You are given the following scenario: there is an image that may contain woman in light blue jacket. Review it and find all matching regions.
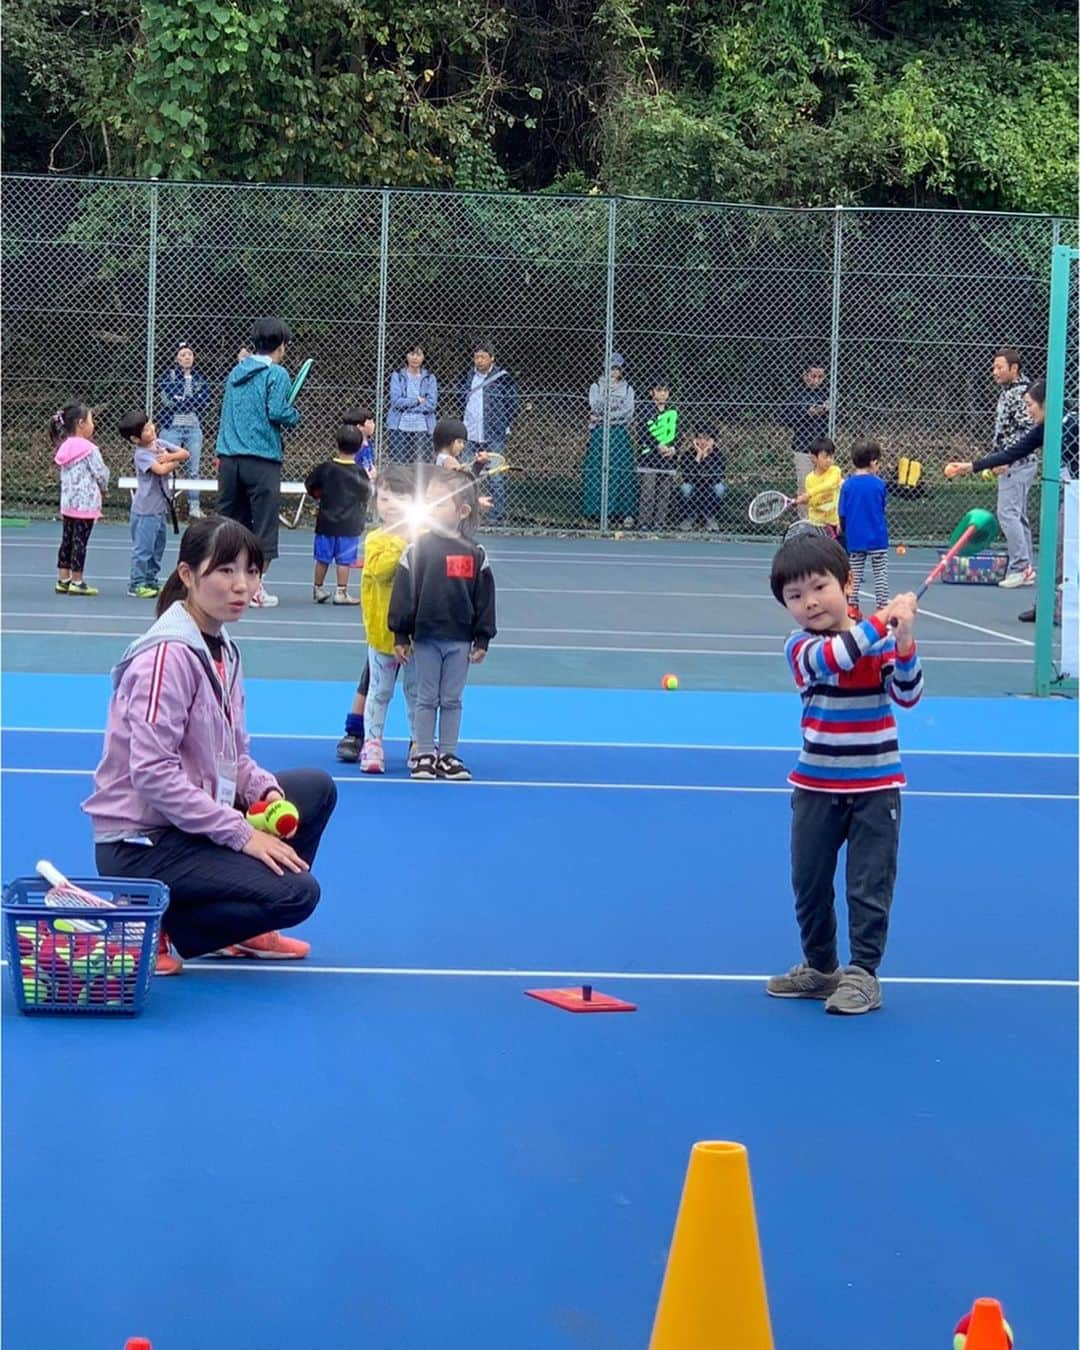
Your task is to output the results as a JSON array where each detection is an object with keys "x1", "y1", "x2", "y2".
[{"x1": 386, "y1": 343, "x2": 438, "y2": 463}]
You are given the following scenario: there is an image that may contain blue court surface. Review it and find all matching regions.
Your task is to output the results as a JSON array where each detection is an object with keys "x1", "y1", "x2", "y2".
[{"x1": 2, "y1": 530, "x2": 1078, "y2": 1349}]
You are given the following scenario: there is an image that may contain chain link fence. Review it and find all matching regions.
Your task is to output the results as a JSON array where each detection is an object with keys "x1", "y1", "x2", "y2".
[{"x1": 2, "y1": 174, "x2": 1076, "y2": 542}]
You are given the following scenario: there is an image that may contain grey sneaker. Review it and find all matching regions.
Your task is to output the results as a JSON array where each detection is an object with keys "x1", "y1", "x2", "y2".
[
  {"x1": 766, "y1": 963, "x2": 842, "y2": 1000},
  {"x1": 825, "y1": 966, "x2": 882, "y2": 1015}
]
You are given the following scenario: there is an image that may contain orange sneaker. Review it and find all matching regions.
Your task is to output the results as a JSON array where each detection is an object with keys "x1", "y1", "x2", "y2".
[
  {"x1": 214, "y1": 930, "x2": 310, "y2": 961},
  {"x1": 155, "y1": 929, "x2": 184, "y2": 976}
]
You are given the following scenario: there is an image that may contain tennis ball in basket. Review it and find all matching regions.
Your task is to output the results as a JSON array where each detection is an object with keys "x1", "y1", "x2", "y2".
[
  {"x1": 263, "y1": 800, "x2": 300, "y2": 839},
  {"x1": 953, "y1": 1312, "x2": 1013, "y2": 1349},
  {"x1": 15, "y1": 924, "x2": 37, "y2": 957},
  {"x1": 36, "y1": 934, "x2": 74, "y2": 975},
  {"x1": 109, "y1": 951, "x2": 139, "y2": 979},
  {"x1": 20, "y1": 960, "x2": 51, "y2": 1003},
  {"x1": 661, "y1": 673, "x2": 679, "y2": 691}
]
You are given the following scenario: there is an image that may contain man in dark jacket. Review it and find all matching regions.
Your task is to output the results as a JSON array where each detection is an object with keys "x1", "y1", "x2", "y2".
[
  {"x1": 457, "y1": 341, "x2": 519, "y2": 523},
  {"x1": 782, "y1": 362, "x2": 830, "y2": 519}
]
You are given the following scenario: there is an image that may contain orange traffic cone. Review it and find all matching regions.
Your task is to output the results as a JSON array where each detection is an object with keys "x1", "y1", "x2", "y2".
[{"x1": 956, "y1": 1297, "x2": 1013, "y2": 1349}]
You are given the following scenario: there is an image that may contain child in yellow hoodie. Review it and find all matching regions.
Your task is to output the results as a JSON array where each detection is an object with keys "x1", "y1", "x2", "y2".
[{"x1": 359, "y1": 465, "x2": 419, "y2": 774}]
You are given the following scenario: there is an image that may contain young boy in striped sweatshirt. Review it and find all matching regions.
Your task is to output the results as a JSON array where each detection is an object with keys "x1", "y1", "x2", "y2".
[{"x1": 766, "y1": 533, "x2": 923, "y2": 1015}]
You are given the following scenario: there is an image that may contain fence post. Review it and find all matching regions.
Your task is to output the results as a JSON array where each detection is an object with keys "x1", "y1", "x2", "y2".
[
  {"x1": 599, "y1": 196, "x2": 618, "y2": 533},
  {"x1": 827, "y1": 204, "x2": 843, "y2": 440},
  {"x1": 1051, "y1": 217, "x2": 1062, "y2": 250},
  {"x1": 144, "y1": 179, "x2": 160, "y2": 416},
  {"x1": 1033, "y1": 243, "x2": 1073, "y2": 696},
  {"x1": 373, "y1": 189, "x2": 391, "y2": 465}
]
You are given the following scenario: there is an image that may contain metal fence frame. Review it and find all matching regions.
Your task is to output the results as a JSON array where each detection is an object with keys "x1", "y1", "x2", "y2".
[{"x1": 2, "y1": 174, "x2": 1076, "y2": 543}]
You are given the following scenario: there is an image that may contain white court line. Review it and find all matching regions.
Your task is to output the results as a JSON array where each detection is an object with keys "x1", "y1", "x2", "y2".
[
  {"x1": 0, "y1": 957, "x2": 1072, "y2": 987},
  {"x1": 0, "y1": 611, "x2": 1019, "y2": 647},
  {"x1": 2, "y1": 569, "x2": 766, "y2": 598},
  {"x1": 7, "y1": 537, "x2": 935, "y2": 573},
  {"x1": 4, "y1": 727, "x2": 1074, "y2": 760},
  {"x1": 173, "y1": 964, "x2": 1080, "y2": 990},
  {"x1": 0, "y1": 628, "x2": 1034, "y2": 662},
  {"x1": 1, "y1": 767, "x2": 1073, "y2": 800}
]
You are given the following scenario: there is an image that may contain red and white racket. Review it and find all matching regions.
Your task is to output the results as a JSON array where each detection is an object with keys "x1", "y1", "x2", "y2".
[{"x1": 36, "y1": 859, "x2": 114, "y2": 933}]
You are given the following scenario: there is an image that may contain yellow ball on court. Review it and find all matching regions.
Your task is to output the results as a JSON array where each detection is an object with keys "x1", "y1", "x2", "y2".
[
  {"x1": 661, "y1": 673, "x2": 679, "y2": 691},
  {"x1": 896, "y1": 544, "x2": 907, "y2": 555}
]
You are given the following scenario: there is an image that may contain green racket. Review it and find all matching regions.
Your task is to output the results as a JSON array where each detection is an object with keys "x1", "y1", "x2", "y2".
[
  {"x1": 911, "y1": 508, "x2": 997, "y2": 602},
  {"x1": 287, "y1": 358, "x2": 313, "y2": 405}
]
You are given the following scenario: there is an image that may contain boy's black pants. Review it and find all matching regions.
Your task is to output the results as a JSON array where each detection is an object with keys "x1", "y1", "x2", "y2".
[{"x1": 790, "y1": 787, "x2": 901, "y2": 976}]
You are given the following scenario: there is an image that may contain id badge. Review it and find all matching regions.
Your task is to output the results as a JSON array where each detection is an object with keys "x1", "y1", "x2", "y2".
[{"x1": 215, "y1": 756, "x2": 238, "y2": 809}]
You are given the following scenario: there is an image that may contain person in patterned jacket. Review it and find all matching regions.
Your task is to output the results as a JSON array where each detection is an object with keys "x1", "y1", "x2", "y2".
[{"x1": 990, "y1": 345, "x2": 1037, "y2": 588}]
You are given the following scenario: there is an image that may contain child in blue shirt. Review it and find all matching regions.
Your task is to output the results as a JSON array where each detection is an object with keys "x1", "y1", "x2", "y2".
[{"x1": 838, "y1": 439, "x2": 889, "y2": 617}]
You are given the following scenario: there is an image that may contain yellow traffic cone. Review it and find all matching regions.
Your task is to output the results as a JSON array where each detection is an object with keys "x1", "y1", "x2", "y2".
[{"x1": 649, "y1": 1141, "x2": 773, "y2": 1349}]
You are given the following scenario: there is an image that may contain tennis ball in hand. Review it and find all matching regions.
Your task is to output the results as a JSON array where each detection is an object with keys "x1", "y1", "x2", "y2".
[
  {"x1": 953, "y1": 1313, "x2": 1013, "y2": 1348},
  {"x1": 661, "y1": 673, "x2": 679, "y2": 691},
  {"x1": 246, "y1": 798, "x2": 300, "y2": 840}
]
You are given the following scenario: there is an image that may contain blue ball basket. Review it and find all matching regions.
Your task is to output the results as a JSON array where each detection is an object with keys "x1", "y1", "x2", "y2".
[{"x1": 3, "y1": 876, "x2": 169, "y2": 1015}]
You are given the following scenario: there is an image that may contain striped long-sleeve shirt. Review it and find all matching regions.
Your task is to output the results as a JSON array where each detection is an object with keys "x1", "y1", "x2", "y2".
[{"x1": 784, "y1": 614, "x2": 924, "y2": 792}]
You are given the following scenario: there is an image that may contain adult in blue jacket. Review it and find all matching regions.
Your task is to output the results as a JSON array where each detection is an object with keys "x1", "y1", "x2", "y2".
[
  {"x1": 386, "y1": 343, "x2": 438, "y2": 463},
  {"x1": 215, "y1": 317, "x2": 300, "y2": 607},
  {"x1": 156, "y1": 341, "x2": 212, "y2": 517},
  {"x1": 456, "y1": 341, "x2": 519, "y2": 523}
]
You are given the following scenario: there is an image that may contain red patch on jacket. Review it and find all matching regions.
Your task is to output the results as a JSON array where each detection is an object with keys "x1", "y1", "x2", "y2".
[{"x1": 446, "y1": 554, "x2": 475, "y2": 579}]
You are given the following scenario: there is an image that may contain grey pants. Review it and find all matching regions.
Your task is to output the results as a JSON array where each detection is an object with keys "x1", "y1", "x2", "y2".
[
  {"x1": 637, "y1": 470, "x2": 676, "y2": 528},
  {"x1": 790, "y1": 788, "x2": 901, "y2": 975},
  {"x1": 412, "y1": 638, "x2": 471, "y2": 756},
  {"x1": 996, "y1": 456, "x2": 1038, "y2": 574}
]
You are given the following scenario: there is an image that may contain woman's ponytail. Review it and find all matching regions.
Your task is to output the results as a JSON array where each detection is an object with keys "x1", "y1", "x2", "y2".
[
  {"x1": 153, "y1": 515, "x2": 265, "y2": 618},
  {"x1": 154, "y1": 570, "x2": 188, "y2": 616}
]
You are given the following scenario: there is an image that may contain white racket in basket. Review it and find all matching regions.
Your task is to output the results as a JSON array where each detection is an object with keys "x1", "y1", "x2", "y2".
[
  {"x1": 748, "y1": 489, "x2": 799, "y2": 525},
  {"x1": 35, "y1": 860, "x2": 115, "y2": 935}
]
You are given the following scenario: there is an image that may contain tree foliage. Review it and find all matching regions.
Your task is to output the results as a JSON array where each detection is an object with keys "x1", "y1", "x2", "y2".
[{"x1": 2, "y1": 0, "x2": 1076, "y2": 212}]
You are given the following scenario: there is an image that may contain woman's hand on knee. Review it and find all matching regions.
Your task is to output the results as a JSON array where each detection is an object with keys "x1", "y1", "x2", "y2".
[{"x1": 242, "y1": 830, "x2": 308, "y2": 876}]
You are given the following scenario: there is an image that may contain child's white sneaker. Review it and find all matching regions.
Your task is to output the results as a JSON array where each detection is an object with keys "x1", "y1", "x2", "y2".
[
  {"x1": 313, "y1": 585, "x2": 331, "y2": 603},
  {"x1": 360, "y1": 738, "x2": 385, "y2": 774}
]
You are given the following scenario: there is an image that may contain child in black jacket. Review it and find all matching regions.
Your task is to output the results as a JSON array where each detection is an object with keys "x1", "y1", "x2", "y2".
[
  {"x1": 389, "y1": 468, "x2": 497, "y2": 781},
  {"x1": 678, "y1": 426, "x2": 727, "y2": 529}
]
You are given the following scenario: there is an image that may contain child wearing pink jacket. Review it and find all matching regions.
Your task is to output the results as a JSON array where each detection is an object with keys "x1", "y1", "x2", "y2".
[{"x1": 52, "y1": 402, "x2": 110, "y2": 595}]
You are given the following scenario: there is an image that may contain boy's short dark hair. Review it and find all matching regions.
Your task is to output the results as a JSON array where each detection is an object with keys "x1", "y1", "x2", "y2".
[
  {"x1": 851, "y1": 438, "x2": 881, "y2": 469},
  {"x1": 809, "y1": 435, "x2": 835, "y2": 458},
  {"x1": 993, "y1": 345, "x2": 1023, "y2": 372},
  {"x1": 649, "y1": 376, "x2": 671, "y2": 390},
  {"x1": 250, "y1": 317, "x2": 293, "y2": 354},
  {"x1": 118, "y1": 410, "x2": 150, "y2": 442},
  {"x1": 433, "y1": 417, "x2": 468, "y2": 451},
  {"x1": 336, "y1": 425, "x2": 364, "y2": 456},
  {"x1": 770, "y1": 533, "x2": 850, "y2": 605},
  {"x1": 340, "y1": 406, "x2": 374, "y2": 427},
  {"x1": 376, "y1": 464, "x2": 415, "y2": 497},
  {"x1": 690, "y1": 425, "x2": 716, "y2": 438}
]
